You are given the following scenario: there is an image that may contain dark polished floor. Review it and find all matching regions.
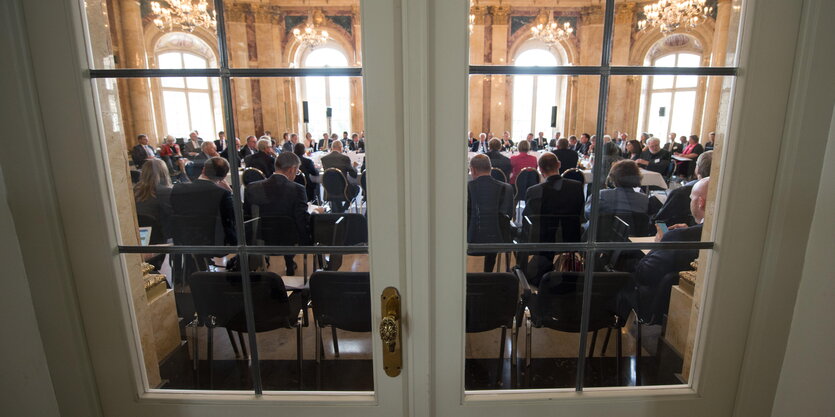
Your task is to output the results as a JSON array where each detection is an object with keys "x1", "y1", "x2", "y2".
[{"x1": 159, "y1": 339, "x2": 682, "y2": 391}]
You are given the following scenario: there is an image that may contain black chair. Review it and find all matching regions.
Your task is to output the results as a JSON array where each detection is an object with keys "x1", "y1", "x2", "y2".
[
  {"x1": 242, "y1": 167, "x2": 266, "y2": 186},
  {"x1": 466, "y1": 269, "x2": 526, "y2": 384},
  {"x1": 130, "y1": 169, "x2": 141, "y2": 184},
  {"x1": 249, "y1": 214, "x2": 309, "y2": 279},
  {"x1": 322, "y1": 168, "x2": 358, "y2": 213},
  {"x1": 490, "y1": 168, "x2": 508, "y2": 183},
  {"x1": 309, "y1": 271, "x2": 371, "y2": 362},
  {"x1": 562, "y1": 167, "x2": 585, "y2": 184},
  {"x1": 189, "y1": 271, "x2": 306, "y2": 387},
  {"x1": 524, "y1": 271, "x2": 632, "y2": 380},
  {"x1": 630, "y1": 271, "x2": 682, "y2": 385},
  {"x1": 311, "y1": 213, "x2": 368, "y2": 271},
  {"x1": 514, "y1": 167, "x2": 540, "y2": 202}
]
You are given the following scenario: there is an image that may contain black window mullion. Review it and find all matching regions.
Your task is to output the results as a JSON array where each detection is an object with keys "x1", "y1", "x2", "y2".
[
  {"x1": 576, "y1": 0, "x2": 617, "y2": 392},
  {"x1": 210, "y1": 0, "x2": 266, "y2": 395}
]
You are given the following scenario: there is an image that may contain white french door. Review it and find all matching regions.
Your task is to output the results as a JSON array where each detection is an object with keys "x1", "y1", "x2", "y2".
[{"x1": 13, "y1": 0, "x2": 813, "y2": 415}]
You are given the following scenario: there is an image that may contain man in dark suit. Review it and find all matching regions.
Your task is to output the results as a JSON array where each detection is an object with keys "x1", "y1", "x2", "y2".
[
  {"x1": 519, "y1": 153, "x2": 584, "y2": 282},
  {"x1": 485, "y1": 138, "x2": 512, "y2": 181},
  {"x1": 523, "y1": 133, "x2": 538, "y2": 151},
  {"x1": 317, "y1": 133, "x2": 332, "y2": 151},
  {"x1": 637, "y1": 137, "x2": 672, "y2": 175},
  {"x1": 282, "y1": 133, "x2": 299, "y2": 154},
  {"x1": 294, "y1": 142, "x2": 320, "y2": 202},
  {"x1": 467, "y1": 154, "x2": 514, "y2": 272},
  {"x1": 170, "y1": 157, "x2": 237, "y2": 246},
  {"x1": 239, "y1": 135, "x2": 258, "y2": 159},
  {"x1": 576, "y1": 133, "x2": 591, "y2": 156},
  {"x1": 535, "y1": 132, "x2": 548, "y2": 150},
  {"x1": 652, "y1": 151, "x2": 713, "y2": 226},
  {"x1": 322, "y1": 140, "x2": 359, "y2": 180},
  {"x1": 220, "y1": 137, "x2": 241, "y2": 160},
  {"x1": 131, "y1": 134, "x2": 157, "y2": 168},
  {"x1": 470, "y1": 133, "x2": 488, "y2": 153},
  {"x1": 552, "y1": 138, "x2": 579, "y2": 174},
  {"x1": 244, "y1": 152, "x2": 314, "y2": 276},
  {"x1": 567, "y1": 135, "x2": 580, "y2": 152},
  {"x1": 243, "y1": 138, "x2": 277, "y2": 177},
  {"x1": 632, "y1": 178, "x2": 709, "y2": 317},
  {"x1": 213, "y1": 131, "x2": 226, "y2": 154}
]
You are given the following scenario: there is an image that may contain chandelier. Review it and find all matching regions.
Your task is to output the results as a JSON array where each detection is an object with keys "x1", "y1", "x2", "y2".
[
  {"x1": 293, "y1": 9, "x2": 330, "y2": 49},
  {"x1": 638, "y1": 0, "x2": 713, "y2": 34},
  {"x1": 530, "y1": 10, "x2": 574, "y2": 47},
  {"x1": 150, "y1": 0, "x2": 216, "y2": 33}
]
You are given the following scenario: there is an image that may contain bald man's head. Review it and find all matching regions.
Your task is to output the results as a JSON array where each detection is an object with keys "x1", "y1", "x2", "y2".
[{"x1": 690, "y1": 177, "x2": 710, "y2": 223}]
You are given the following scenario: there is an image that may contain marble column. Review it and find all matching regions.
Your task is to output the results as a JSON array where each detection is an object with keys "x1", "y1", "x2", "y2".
[
  {"x1": 254, "y1": 6, "x2": 282, "y2": 134},
  {"x1": 489, "y1": 6, "x2": 510, "y2": 135},
  {"x1": 606, "y1": 3, "x2": 635, "y2": 134},
  {"x1": 468, "y1": 6, "x2": 487, "y2": 134},
  {"x1": 700, "y1": 0, "x2": 732, "y2": 139},
  {"x1": 351, "y1": 6, "x2": 363, "y2": 132},
  {"x1": 226, "y1": 5, "x2": 255, "y2": 138},
  {"x1": 575, "y1": 6, "x2": 605, "y2": 135},
  {"x1": 119, "y1": 0, "x2": 156, "y2": 145}
]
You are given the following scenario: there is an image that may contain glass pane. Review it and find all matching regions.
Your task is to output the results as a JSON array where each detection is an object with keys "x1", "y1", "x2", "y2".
[
  {"x1": 83, "y1": 0, "x2": 220, "y2": 69},
  {"x1": 614, "y1": 1, "x2": 743, "y2": 67},
  {"x1": 122, "y1": 250, "x2": 254, "y2": 391},
  {"x1": 93, "y1": 78, "x2": 240, "y2": 249},
  {"x1": 598, "y1": 76, "x2": 737, "y2": 244},
  {"x1": 469, "y1": 1, "x2": 603, "y2": 68},
  {"x1": 582, "y1": 249, "x2": 710, "y2": 388},
  {"x1": 652, "y1": 74, "x2": 674, "y2": 90},
  {"x1": 230, "y1": 77, "x2": 371, "y2": 391},
  {"x1": 224, "y1": 1, "x2": 362, "y2": 69},
  {"x1": 158, "y1": 52, "x2": 186, "y2": 88}
]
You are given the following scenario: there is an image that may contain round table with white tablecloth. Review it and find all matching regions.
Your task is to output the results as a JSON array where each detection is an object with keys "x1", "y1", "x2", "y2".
[{"x1": 307, "y1": 150, "x2": 365, "y2": 184}]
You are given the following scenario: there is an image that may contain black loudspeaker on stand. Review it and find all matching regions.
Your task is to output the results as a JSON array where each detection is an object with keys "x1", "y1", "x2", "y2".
[
  {"x1": 303, "y1": 101, "x2": 310, "y2": 123},
  {"x1": 550, "y1": 106, "x2": 558, "y2": 128}
]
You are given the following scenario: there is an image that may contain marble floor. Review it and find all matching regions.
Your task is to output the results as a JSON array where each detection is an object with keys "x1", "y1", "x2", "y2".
[{"x1": 159, "y1": 254, "x2": 682, "y2": 391}]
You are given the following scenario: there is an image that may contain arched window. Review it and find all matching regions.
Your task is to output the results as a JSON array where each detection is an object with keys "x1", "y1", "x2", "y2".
[
  {"x1": 639, "y1": 35, "x2": 702, "y2": 139},
  {"x1": 511, "y1": 45, "x2": 565, "y2": 141},
  {"x1": 301, "y1": 46, "x2": 351, "y2": 136},
  {"x1": 155, "y1": 33, "x2": 221, "y2": 139}
]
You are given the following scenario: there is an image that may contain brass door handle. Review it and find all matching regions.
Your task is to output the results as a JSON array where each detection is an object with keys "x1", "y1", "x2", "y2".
[{"x1": 380, "y1": 287, "x2": 402, "y2": 377}]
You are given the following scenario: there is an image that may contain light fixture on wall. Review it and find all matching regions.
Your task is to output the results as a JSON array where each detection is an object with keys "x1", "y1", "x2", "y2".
[
  {"x1": 150, "y1": 0, "x2": 216, "y2": 33},
  {"x1": 293, "y1": 9, "x2": 330, "y2": 49},
  {"x1": 637, "y1": 0, "x2": 713, "y2": 34},
  {"x1": 530, "y1": 10, "x2": 574, "y2": 47}
]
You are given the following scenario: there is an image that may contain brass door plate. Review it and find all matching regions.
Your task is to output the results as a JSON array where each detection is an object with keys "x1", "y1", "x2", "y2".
[{"x1": 380, "y1": 287, "x2": 402, "y2": 377}]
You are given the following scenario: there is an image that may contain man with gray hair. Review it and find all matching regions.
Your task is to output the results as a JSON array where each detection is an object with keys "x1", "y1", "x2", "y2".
[
  {"x1": 467, "y1": 154, "x2": 514, "y2": 272},
  {"x1": 652, "y1": 151, "x2": 713, "y2": 226},
  {"x1": 244, "y1": 152, "x2": 312, "y2": 276},
  {"x1": 636, "y1": 137, "x2": 671, "y2": 175},
  {"x1": 321, "y1": 139, "x2": 359, "y2": 180},
  {"x1": 243, "y1": 138, "x2": 277, "y2": 177},
  {"x1": 633, "y1": 177, "x2": 709, "y2": 306}
]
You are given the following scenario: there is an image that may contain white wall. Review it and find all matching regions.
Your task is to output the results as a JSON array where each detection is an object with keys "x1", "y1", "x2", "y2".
[
  {"x1": 770, "y1": 106, "x2": 835, "y2": 417},
  {"x1": 0, "y1": 166, "x2": 61, "y2": 417}
]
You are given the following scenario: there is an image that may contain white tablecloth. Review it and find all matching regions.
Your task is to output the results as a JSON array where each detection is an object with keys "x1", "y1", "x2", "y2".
[
  {"x1": 581, "y1": 169, "x2": 667, "y2": 189},
  {"x1": 309, "y1": 150, "x2": 365, "y2": 169}
]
